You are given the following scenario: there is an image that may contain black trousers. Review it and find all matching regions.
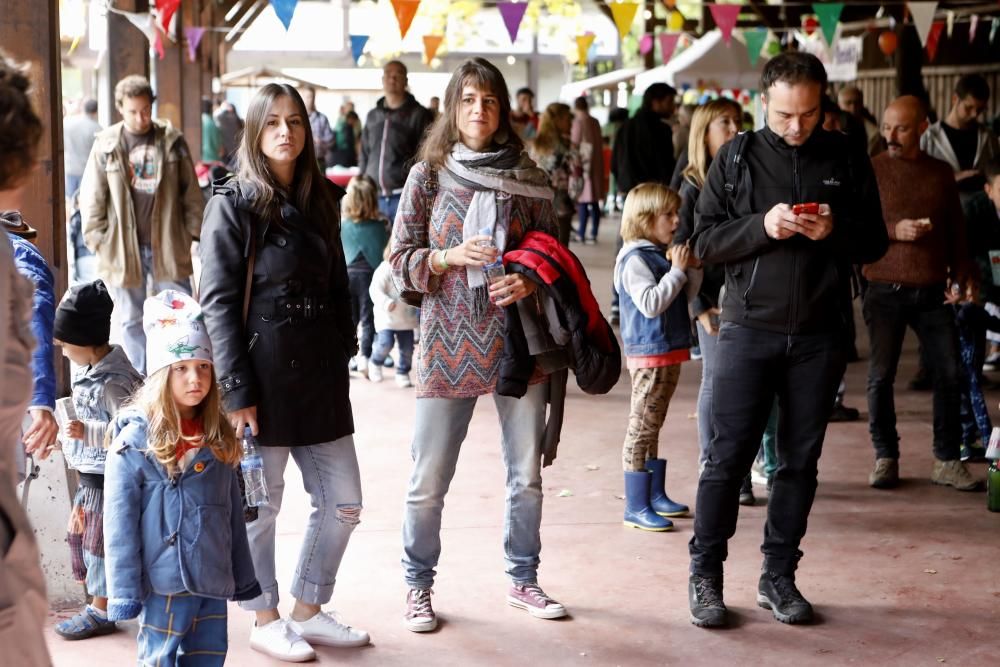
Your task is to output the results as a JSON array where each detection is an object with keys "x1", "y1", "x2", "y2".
[
  {"x1": 689, "y1": 322, "x2": 845, "y2": 577},
  {"x1": 347, "y1": 268, "x2": 375, "y2": 358}
]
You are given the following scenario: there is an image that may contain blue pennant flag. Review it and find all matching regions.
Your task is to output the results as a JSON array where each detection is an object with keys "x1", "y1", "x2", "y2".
[
  {"x1": 350, "y1": 34, "x2": 369, "y2": 64},
  {"x1": 270, "y1": 0, "x2": 298, "y2": 31}
]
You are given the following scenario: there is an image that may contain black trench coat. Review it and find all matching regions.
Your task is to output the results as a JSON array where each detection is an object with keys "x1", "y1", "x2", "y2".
[{"x1": 199, "y1": 178, "x2": 357, "y2": 447}]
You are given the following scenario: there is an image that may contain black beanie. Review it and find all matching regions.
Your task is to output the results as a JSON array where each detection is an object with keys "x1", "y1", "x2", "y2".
[{"x1": 54, "y1": 279, "x2": 114, "y2": 346}]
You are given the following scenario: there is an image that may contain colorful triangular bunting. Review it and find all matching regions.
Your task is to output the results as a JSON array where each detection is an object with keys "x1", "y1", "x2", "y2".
[
  {"x1": 576, "y1": 33, "x2": 596, "y2": 64},
  {"x1": 709, "y1": 3, "x2": 741, "y2": 46},
  {"x1": 423, "y1": 35, "x2": 443, "y2": 64},
  {"x1": 907, "y1": 2, "x2": 938, "y2": 46},
  {"x1": 925, "y1": 20, "x2": 945, "y2": 60},
  {"x1": 659, "y1": 32, "x2": 680, "y2": 64},
  {"x1": 391, "y1": 0, "x2": 421, "y2": 40},
  {"x1": 743, "y1": 27, "x2": 768, "y2": 67},
  {"x1": 350, "y1": 34, "x2": 369, "y2": 64},
  {"x1": 184, "y1": 27, "x2": 206, "y2": 63},
  {"x1": 639, "y1": 33, "x2": 654, "y2": 55},
  {"x1": 610, "y1": 2, "x2": 640, "y2": 41},
  {"x1": 155, "y1": 0, "x2": 181, "y2": 35},
  {"x1": 270, "y1": 0, "x2": 298, "y2": 31},
  {"x1": 812, "y1": 2, "x2": 844, "y2": 45},
  {"x1": 969, "y1": 14, "x2": 980, "y2": 43},
  {"x1": 497, "y1": 2, "x2": 528, "y2": 44}
]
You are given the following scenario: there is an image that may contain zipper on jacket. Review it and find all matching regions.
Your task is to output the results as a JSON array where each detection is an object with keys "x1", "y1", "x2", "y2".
[
  {"x1": 789, "y1": 148, "x2": 801, "y2": 331},
  {"x1": 378, "y1": 116, "x2": 391, "y2": 196},
  {"x1": 742, "y1": 257, "x2": 760, "y2": 316}
]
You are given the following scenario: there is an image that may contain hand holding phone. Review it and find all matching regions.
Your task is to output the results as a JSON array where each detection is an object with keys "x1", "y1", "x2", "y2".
[{"x1": 792, "y1": 202, "x2": 820, "y2": 216}]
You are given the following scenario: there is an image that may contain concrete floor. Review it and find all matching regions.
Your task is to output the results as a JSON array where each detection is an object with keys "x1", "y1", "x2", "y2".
[{"x1": 45, "y1": 220, "x2": 1000, "y2": 666}]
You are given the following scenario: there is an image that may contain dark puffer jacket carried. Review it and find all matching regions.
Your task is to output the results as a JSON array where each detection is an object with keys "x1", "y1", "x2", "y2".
[{"x1": 198, "y1": 177, "x2": 357, "y2": 448}]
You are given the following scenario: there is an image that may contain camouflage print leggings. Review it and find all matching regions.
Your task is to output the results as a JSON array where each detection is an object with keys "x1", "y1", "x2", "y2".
[{"x1": 622, "y1": 365, "x2": 682, "y2": 471}]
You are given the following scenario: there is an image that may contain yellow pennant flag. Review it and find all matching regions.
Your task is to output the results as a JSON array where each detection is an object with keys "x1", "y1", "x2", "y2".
[
  {"x1": 391, "y1": 0, "x2": 421, "y2": 40},
  {"x1": 423, "y1": 34, "x2": 444, "y2": 64},
  {"x1": 610, "y1": 2, "x2": 640, "y2": 40},
  {"x1": 576, "y1": 33, "x2": 596, "y2": 64}
]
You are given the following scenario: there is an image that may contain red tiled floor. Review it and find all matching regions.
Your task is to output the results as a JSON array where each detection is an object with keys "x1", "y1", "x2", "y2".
[{"x1": 46, "y1": 225, "x2": 999, "y2": 666}]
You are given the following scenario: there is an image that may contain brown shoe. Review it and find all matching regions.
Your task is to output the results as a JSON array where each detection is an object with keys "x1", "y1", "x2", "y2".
[
  {"x1": 931, "y1": 459, "x2": 979, "y2": 491},
  {"x1": 869, "y1": 458, "x2": 899, "y2": 489}
]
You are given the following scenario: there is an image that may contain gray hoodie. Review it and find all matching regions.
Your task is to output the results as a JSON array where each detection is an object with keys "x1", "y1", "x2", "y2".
[{"x1": 62, "y1": 344, "x2": 142, "y2": 474}]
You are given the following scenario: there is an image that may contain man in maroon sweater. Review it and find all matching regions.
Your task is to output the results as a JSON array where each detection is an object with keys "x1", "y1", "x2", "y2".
[{"x1": 864, "y1": 96, "x2": 978, "y2": 491}]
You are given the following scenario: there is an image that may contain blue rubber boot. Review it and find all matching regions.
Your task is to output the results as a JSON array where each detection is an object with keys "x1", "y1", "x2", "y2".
[
  {"x1": 646, "y1": 458, "x2": 690, "y2": 517},
  {"x1": 624, "y1": 471, "x2": 673, "y2": 531}
]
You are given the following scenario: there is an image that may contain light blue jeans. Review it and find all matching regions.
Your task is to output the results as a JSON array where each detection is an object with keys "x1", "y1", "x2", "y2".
[
  {"x1": 238, "y1": 436, "x2": 363, "y2": 611},
  {"x1": 107, "y1": 244, "x2": 191, "y2": 374},
  {"x1": 402, "y1": 383, "x2": 547, "y2": 589},
  {"x1": 696, "y1": 320, "x2": 720, "y2": 468}
]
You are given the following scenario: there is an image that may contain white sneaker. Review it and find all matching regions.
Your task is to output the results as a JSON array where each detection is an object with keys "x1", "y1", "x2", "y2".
[
  {"x1": 249, "y1": 619, "x2": 316, "y2": 662},
  {"x1": 368, "y1": 363, "x2": 383, "y2": 382},
  {"x1": 395, "y1": 372, "x2": 412, "y2": 388},
  {"x1": 288, "y1": 610, "x2": 370, "y2": 648},
  {"x1": 356, "y1": 355, "x2": 369, "y2": 377}
]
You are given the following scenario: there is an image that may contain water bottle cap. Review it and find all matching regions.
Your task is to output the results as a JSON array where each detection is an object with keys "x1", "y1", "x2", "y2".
[{"x1": 243, "y1": 426, "x2": 254, "y2": 439}]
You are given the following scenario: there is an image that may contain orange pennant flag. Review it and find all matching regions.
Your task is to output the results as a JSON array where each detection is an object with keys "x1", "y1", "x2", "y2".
[
  {"x1": 423, "y1": 35, "x2": 444, "y2": 64},
  {"x1": 391, "y1": 0, "x2": 421, "y2": 40},
  {"x1": 576, "y1": 33, "x2": 596, "y2": 64},
  {"x1": 610, "y1": 2, "x2": 640, "y2": 40}
]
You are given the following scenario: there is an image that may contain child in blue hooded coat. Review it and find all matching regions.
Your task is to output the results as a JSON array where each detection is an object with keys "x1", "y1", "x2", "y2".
[{"x1": 104, "y1": 291, "x2": 259, "y2": 665}]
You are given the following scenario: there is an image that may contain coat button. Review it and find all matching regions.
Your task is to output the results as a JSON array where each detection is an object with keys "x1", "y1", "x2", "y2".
[
  {"x1": 275, "y1": 237, "x2": 287, "y2": 247},
  {"x1": 290, "y1": 359, "x2": 300, "y2": 368}
]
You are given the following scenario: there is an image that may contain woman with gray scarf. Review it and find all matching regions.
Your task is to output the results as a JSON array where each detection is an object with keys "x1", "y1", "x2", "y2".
[{"x1": 390, "y1": 58, "x2": 565, "y2": 633}]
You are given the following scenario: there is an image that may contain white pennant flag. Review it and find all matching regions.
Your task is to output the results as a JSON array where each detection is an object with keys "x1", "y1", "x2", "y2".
[
  {"x1": 908, "y1": 2, "x2": 938, "y2": 46},
  {"x1": 946, "y1": 11, "x2": 954, "y2": 38},
  {"x1": 122, "y1": 10, "x2": 157, "y2": 43},
  {"x1": 969, "y1": 14, "x2": 979, "y2": 43}
]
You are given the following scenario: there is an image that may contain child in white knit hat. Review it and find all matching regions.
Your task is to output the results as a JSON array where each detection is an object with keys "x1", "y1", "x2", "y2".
[{"x1": 102, "y1": 290, "x2": 259, "y2": 665}]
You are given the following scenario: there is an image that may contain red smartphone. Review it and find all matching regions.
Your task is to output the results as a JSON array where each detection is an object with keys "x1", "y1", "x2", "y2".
[{"x1": 792, "y1": 202, "x2": 820, "y2": 216}]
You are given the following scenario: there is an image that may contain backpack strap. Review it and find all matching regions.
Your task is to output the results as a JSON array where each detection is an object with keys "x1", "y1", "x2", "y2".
[{"x1": 723, "y1": 131, "x2": 752, "y2": 198}]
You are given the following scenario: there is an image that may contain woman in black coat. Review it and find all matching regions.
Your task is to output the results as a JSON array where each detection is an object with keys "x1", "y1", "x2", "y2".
[{"x1": 199, "y1": 83, "x2": 369, "y2": 661}]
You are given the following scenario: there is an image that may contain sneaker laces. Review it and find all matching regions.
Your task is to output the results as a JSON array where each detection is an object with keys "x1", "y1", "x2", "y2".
[
  {"x1": 694, "y1": 578, "x2": 724, "y2": 608},
  {"x1": 409, "y1": 588, "x2": 434, "y2": 616},
  {"x1": 519, "y1": 584, "x2": 555, "y2": 606},
  {"x1": 769, "y1": 574, "x2": 805, "y2": 604},
  {"x1": 312, "y1": 610, "x2": 354, "y2": 631}
]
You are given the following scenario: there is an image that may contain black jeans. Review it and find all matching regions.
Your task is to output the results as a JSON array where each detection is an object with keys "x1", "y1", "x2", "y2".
[
  {"x1": 689, "y1": 322, "x2": 845, "y2": 577},
  {"x1": 347, "y1": 268, "x2": 375, "y2": 358},
  {"x1": 863, "y1": 282, "x2": 962, "y2": 461}
]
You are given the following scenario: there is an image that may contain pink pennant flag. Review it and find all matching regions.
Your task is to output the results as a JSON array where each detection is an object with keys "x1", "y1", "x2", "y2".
[
  {"x1": 497, "y1": 2, "x2": 529, "y2": 44},
  {"x1": 709, "y1": 3, "x2": 742, "y2": 46},
  {"x1": 659, "y1": 32, "x2": 680, "y2": 64},
  {"x1": 925, "y1": 20, "x2": 945, "y2": 60},
  {"x1": 154, "y1": 30, "x2": 166, "y2": 60},
  {"x1": 639, "y1": 33, "x2": 654, "y2": 55},
  {"x1": 969, "y1": 14, "x2": 980, "y2": 43},
  {"x1": 185, "y1": 27, "x2": 207, "y2": 62}
]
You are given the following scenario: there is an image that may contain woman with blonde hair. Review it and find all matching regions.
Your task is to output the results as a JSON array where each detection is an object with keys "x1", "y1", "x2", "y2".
[
  {"x1": 676, "y1": 99, "x2": 746, "y2": 476},
  {"x1": 529, "y1": 102, "x2": 578, "y2": 245}
]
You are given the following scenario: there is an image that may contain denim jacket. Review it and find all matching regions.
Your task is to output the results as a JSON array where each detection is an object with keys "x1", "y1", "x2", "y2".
[
  {"x1": 62, "y1": 345, "x2": 142, "y2": 474},
  {"x1": 614, "y1": 241, "x2": 696, "y2": 357},
  {"x1": 103, "y1": 409, "x2": 260, "y2": 621}
]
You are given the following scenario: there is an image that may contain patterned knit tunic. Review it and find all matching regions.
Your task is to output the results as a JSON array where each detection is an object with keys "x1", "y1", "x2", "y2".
[{"x1": 390, "y1": 160, "x2": 558, "y2": 399}]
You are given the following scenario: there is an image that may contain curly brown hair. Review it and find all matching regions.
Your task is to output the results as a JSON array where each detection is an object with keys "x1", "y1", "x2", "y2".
[{"x1": 0, "y1": 52, "x2": 43, "y2": 192}]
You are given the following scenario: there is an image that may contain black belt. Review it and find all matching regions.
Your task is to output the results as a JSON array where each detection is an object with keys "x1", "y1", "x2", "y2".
[
  {"x1": 78, "y1": 472, "x2": 105, "y2": 490},
  {"x1": 256, "y1": 296, "x2": 333, "y2": 320}
]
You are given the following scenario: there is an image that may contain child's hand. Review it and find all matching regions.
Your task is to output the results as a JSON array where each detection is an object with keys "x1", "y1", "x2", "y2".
[
  {"x1": 387, "y1": 302, "x2": 397, "y2": 312},
  {"x1": 64, "y1": 420, "x2": 84, "y2": 440},
  {"x1": 943, "y1": 286, "x2": 961, "y2": 305},
  {"x1": 669, "y1": 244, "x2": 691, "y2": 271}
]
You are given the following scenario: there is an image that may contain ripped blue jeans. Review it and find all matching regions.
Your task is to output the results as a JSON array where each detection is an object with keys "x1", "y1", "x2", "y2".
[{"x1": 238, "y1": 435, "x2": 362, "y2": 611}]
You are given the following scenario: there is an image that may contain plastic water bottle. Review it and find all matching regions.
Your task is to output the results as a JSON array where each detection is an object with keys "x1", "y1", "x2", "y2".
[
  {"x1": 988, "y1": 461, "x2": 1000, "y2": 513},
  {"x1": 241, "y1": 427, "x2": 269, "y2": 507},
  {"x1": 479, "y1": 226, "x2": 506, "y2": 303}
]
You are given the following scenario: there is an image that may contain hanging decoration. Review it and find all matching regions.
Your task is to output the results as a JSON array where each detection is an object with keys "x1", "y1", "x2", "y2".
[
  {"x1": 122, "y1": 11, "x2": 158, "y2": 43},
  {"x1": 350, "y1": 34, "x2": 369, "y2": 63},
  {"x1": 154, "y1": 31, "x2": 166, "y2": 60},
  {"x1": 907, "y1": 2, "x2": 938, "y2": 46},
  {"x1": 709, "y1": 4, "x2": 741, "y2": 46},
  {"x1": 990, "y1": 17, "x2": 999, "y2": 45},
  {"x1": 925, "y1": 20, "x2": 945, "y2": 60},
  {"x1": 663, "y1": 0, "x2": 676, "y2": 8},
  {"x1": 877, "y1": 30, "x2": 898, "y2": 56},
  {"x1": 659, "y1": 32, "x2": 680, "y2": 64},
  {"x1": 497, "y1": 2, "x2": 528, "y2": 44},
  {"x1": 184, "y1": 27, "x2": 206, "y2": 63},
  {"x1": 154, "y1": 0, "x2": 181, "y2": 35},
  {"x1": 610, "y1": 2, "x2": 640, "y2": 41},
  {"x1": 391, "y1": 0, "x2": 421, "y2": 40},
  {"x1": 969, "y1": 14, "x2": 979, "y2": 43},
  {"x1": 576, "y1": 33, "x2": 596, "y2": 64},
  {"x1": 766, "y1": 39, "x2": 781, "y2": 56},
  {"x1": 743, "y1": 27, "x2": 768, "y2": 67},
  {"x1": 667, "y1": 9, "x2": 685, "y2": 31},
  {"x1": 812, "y1": 2, "x2": 844, "y2": 45},
  {"x1": 269, "y1": 0, "x2": 298, "y2": 31},
  {"x1": 423, "y1": 35, "x2": 443, "y2": 64},
  {"x1": 945, "y1": 10, "x2": 955, "y2": 37},
  {"x1": 802, "y1": 15, "x2": 820, "y2": 37},
  {"x1": 639, "y1": 33, "x2": 654, "y2": 55}
]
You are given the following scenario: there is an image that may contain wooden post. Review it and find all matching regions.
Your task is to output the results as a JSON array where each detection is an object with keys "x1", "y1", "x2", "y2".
[
  {"x1": 108, "y1": 0, "x2": 151, "y2": 123},
  {"x1": 154, "y1": 20, "x2": 184, "y2": 131},
  {"x1": 182, "y1": 0, "x2": 205, "y2": 154},
  {"x1": 0, "y1": 0, "x2": 68, "y2": 301}
]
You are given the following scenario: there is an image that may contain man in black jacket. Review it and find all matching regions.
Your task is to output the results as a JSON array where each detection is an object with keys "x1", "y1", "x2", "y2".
[
  {"x1": 612, "y1": 82, "x2": 677, "y2": 194},
  {"x1": 687, "y1": 53, "x2": 888, "y2": 628},
  {"x1": 359, "y1": 61, "x2": 434, "y2": 223}
]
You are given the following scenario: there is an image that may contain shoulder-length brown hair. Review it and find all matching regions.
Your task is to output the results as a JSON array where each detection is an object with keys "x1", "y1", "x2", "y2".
[
  {"x1": 531, "y1": 102, "x2": 571, "y2": 156},
  {"x1": 418, "y1": 58, "x2": 523, "y2": 169},
  {"x1": 682, "y1": 98, "x2": 742, "y2": 189},
  {"x1": 236, "y1": 83, "x2": 339, "y2": 239}
]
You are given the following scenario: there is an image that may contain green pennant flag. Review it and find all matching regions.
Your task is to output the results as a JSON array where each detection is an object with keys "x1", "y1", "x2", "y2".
[
  {"x1": 743, "y1": 27, "x2": 768, "y2": 66},
  {"x1": 812, "y1": 2, "x2": 844, "y2": 45}
]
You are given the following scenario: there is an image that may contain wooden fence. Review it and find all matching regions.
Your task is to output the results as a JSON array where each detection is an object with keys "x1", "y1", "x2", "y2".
[{"x1": 852, "y1": 64, "x2": 1000, "y2": 122}]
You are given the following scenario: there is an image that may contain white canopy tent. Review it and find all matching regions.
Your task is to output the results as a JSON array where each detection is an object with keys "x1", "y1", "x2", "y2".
[{"x1": 634, "y1": 30, "x2": 770, "y2": 96}]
